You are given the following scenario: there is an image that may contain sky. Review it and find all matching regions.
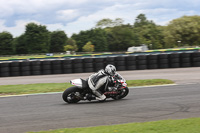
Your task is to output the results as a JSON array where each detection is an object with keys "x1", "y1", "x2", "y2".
[{"x1": 0, "y1": 0, "x2": 200, "y2": 37}]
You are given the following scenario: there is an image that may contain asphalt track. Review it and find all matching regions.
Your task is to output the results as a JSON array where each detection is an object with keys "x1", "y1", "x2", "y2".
[{"x1": 0, "y1": 67, "x2": 200, "y2": 133}]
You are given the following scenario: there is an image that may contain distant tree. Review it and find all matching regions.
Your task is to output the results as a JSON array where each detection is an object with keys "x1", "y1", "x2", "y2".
[
  {"x1": 90, "y1": 28, "x2": 108, "y2": 52},
  {"x1": 13, "y1": 34, "x2": 28, "y2": 54},
  {"x1": 95, "y1": 18, "x2": 124, "y2": 28},
  {"x1": 72, "y1": 31, "x2": 90, "y2": 52},
  {"x1": 64, "y1": 38, "x2": 78, "y2": 52},
  {"x1": 164, "y1": 15, "x2": 200, "y2": 48},
  {"x1": 107, "y1": 25, "x2": 136, "y2": 51},
  {"x1": 50, "y1": 31, "x2": 68, "y2": 52},
  {"x1": 96, "y1": 18, "x2": 113, "y2": 28},
  {"x1": 82, "y1": 41, "x2": 95, "y2": 52},
  {"x1": 0, "y1": 31, "x2": 13, "y2": 55},
  {"x1": 133, "y1": 14, "x2": 164, "y2": 49},
  {"x1": 24, "y1": 23, "x2": 50, "y2": 53},
  {"x1": 134, "y1": 14, "x2": 153, "y2": 27},
  {"x1": 72, "y1": 28, "x2": 108, "y2": 52}
]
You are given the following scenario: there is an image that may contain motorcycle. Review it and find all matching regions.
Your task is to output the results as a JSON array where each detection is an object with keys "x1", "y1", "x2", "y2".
[{"x1": 62, "y1": 76, "x2": 129, "y2": 103}]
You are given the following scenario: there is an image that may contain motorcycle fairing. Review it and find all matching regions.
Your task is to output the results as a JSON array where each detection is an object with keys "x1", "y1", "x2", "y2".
[
  {"x1": 70, "y1": 78, "x2": 89, "y2": 89},
  {"x1": 70, "y1": 79, "x2": 83, "y2": 88}
]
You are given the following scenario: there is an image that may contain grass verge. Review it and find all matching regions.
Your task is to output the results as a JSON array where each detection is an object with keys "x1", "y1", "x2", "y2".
[
  {"x1": 27, "y1": 117, "x2": 200, "y2": 133},
  {"x1": 0, "y1": 54, "x2": 65, "y2": 60},
  {"x1": 0, "y1": 79, "x2": 174, "y2": 96},
  {"x1": 126, "y1": 79, "x2": 174, "y2": 87}
]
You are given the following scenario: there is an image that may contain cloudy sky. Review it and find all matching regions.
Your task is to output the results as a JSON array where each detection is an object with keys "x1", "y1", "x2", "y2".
[{"x1": 0, "y1": 0, "x2": 199, "y2": 37}]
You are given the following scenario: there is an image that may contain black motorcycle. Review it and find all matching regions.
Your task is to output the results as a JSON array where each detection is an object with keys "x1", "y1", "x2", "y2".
[{"x1": 62, "y1": 76, "x2": 129, "y2": 103}]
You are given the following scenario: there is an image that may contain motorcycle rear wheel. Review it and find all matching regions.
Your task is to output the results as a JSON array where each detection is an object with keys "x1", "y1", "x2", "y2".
[{"x1": 62, "y1": 86, "x2": 81, "y2": 103}]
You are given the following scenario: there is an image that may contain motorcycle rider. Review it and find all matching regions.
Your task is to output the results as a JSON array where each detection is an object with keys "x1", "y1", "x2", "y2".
[{"x1": 88, "y1": 64, "x2": 124, "y2": 101}]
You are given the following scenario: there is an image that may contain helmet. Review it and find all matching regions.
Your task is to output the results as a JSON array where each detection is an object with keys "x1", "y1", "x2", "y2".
[{"x1": 105, "y1": 64, "x2": 116, "y2": 76}]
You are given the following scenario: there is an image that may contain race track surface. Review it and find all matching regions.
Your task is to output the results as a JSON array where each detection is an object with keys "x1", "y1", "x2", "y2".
[
  {"x1": 1, "y1": 83, "x2": 200, "y2": 133},
  {"x1": 0, "y1": 67, "x2": 200, "y2": 133}
]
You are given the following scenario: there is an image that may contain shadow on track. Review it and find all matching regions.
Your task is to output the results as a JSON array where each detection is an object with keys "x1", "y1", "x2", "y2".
[{"x1": 61, "y1": 98, "x2": 130, "y2": 105}]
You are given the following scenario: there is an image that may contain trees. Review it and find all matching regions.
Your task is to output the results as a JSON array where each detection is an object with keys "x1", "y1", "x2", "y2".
[
  {"x1": 134, "y1": 14, "x2": 153, "y2": 27},
  {"x1": 164, "y1": 15, "x2": 200, "y2": 47},
  {"x1": 13, "y1": 34, "x2": 27, "y2": 54},
  {"x1": 95, "y1": 18, "x2": 124, "y2": 28},
  {"x1": 0, "y1": 31, "x2": 13, "y2": 55},
  {"x1": 107, "y1": 25, "x2": 136, "y2": 51},
  {"x1": 133, "y1": 14, "x2": 164, "y2": 49},
  {"x1": 24, "y1": 23, "x2": 50, "y2": 53},
  {"x1": 64, "y1": 38, "x2": 78, "y2": 52},
  {"x1": 72, "y1": 31, "x2": 90, "y2": 52},
  {"x1": 90, "y1": 28, "x2": 108, "y2": 52},
  {"x1": 50, "y1": 31, "x2": 68, "y2": 52},
  {"x1": 72, "y1": 14, "x2": 167, "y2": 52},
  {"x1": 72, "y1": 28, "x2": 108, "y2": 52},
  {"x1": 1, "y1": 14, "x2": 200, "y2": 55},
  {"x1": 82, "y1": 41, "x2": 95, "y2": 52}
]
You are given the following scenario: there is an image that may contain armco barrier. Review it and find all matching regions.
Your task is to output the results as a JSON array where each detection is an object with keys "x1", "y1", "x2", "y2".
[{"x1": 0, "y1": 52, "x2": 200, "y2": 77}]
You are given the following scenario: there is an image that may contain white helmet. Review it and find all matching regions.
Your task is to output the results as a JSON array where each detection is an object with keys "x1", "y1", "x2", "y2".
[{"x1": 105, "y1": 64, "x2": 116, "y2": 76}]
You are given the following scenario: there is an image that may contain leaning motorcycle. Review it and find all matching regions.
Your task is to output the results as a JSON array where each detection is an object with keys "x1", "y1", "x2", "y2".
[{"x1": 62, "y1": 76, "x2": 129, "y2": 103}]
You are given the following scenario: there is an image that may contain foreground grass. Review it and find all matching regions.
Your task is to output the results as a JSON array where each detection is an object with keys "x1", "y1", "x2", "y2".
[
  {"x1": 0, "y1": 79, "x2": 174, "y2": 96},
  {"x1": 28, "y1": 117, "x2": 200, "y2": 133}
]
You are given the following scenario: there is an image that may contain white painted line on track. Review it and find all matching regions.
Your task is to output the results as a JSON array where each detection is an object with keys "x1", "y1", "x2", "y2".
[{"x1": 0, "y1": 92, "x2": 62, "y2": 98}]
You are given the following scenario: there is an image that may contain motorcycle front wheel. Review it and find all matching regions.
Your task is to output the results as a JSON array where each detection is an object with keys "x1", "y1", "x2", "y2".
[
  {"x1": 62, "y1": 86, "x2": 81, "y2": 103},
  {"x1": 112, "y1": 87, "x2": 129, "y2": 100}
]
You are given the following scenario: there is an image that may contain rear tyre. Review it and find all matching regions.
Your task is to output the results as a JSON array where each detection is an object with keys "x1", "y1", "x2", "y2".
[{"x1": 62, "y1": 86, "x2": 81, "y2": 103}]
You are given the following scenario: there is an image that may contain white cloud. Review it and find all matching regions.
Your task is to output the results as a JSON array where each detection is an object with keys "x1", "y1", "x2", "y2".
[
  {"x1": 144, "y1": 8, "x2": 199, "y2": 25},
  {"x1": 0, "y1": 19, "x2": 40, "y2": 36},
  {"x1": 56, "y1": 9, "x2": 80, "y2": 21},
  {"x1": 62, "y1": 2, "x2": 200, "y2": 36},
  {"x1": 0, "y1": 0, "x2": 200, "y2": 37}
]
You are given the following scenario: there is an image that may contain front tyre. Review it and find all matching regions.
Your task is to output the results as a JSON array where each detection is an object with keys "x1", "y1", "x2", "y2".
[
  {"x1": 62, "y1": 86, "x2": 81, "y2": 103},
  {"x1": 112, "y1": 87, "x2": 129, "y2": 100}
]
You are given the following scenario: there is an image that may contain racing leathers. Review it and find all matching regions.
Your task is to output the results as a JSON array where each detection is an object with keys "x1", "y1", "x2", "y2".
[{"x1": 88, "y1": 69, "x2": 124, "y2": 101}]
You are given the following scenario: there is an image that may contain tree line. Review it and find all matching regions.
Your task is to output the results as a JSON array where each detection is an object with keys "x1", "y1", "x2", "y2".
[{"x1": 0, "y1": 14, "x2": 200, "y2": 55}]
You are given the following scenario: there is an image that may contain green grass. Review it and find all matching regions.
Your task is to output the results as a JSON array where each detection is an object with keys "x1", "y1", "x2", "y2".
[
  {"x1": 0, "y1": 83, "x2": 72, "y2": 96},
  {"x1": 27, "y1": 117, "x2": 200, "y2": 133},
  {"x1": 126, "y1": 79, "x2": 174, "y2": 87},
  {"x1": 0, "y1": 54, "x2": 72, "y2": 60},
  {"x1": 0, "y1": 79, "x2": 174, "y2": 96},
  {"x1": 0, "y1": 55, "x2": 48, "y2": 60}
]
